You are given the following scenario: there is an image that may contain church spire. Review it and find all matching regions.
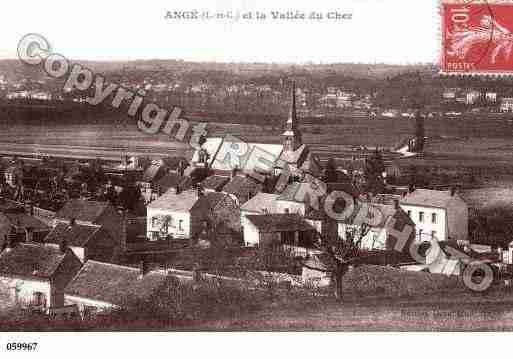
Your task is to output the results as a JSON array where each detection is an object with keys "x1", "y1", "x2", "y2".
[
  {"x1": 282, "y1": 81, "x2": 302, "y2": 152},
  {"x1": 287, "y1": 81, "x2": 297, "y2": 130}
]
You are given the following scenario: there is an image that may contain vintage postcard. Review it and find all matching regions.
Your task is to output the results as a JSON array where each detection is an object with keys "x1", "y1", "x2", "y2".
[{"x1": 0, "y1": 0, "x2": 512, "y2": 357}]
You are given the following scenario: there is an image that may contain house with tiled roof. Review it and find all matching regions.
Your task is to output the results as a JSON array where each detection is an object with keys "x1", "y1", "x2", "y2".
[
  {"x1": 200, "y1": 175, "x2": 230, "y2": 193},
  {"x1": 146, "y1": 188, "x2": 239, "y2": 241},
  {"x1": 44, "y1": 221, "x2": 116, "y2": 263},
  {"x1": 0, "y1": 206, "x2": 50, "y2": 248},
  {"x1": 222, "y1": 174, "x2": 262, "y2": 205},
  {"x1": 55, "y1": 199, "x2": 126, "y2": 257},
  {"x1": 400, "y1": 188, "x2": 468, "y2": 243},
  {"x1": 0, "y1": 242, "x2": 82, "y2": 310},
  {"x1": 244, "y1": 213, "x2": 317, "y2": 247},
  {"x1": 154, "y1": 172, "x2": 192, "y2": 197},
  {"x1": 240, "y1": 193, "x2": 279, "y2": 240},
  {"x1": 64, "y1": 260, "x2": 170, "y2": 314}
]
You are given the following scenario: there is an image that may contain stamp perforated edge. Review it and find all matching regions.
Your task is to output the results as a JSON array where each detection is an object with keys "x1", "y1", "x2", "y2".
[{"x1": 438, "y1": 0, "x2": 513, "y2": 77}]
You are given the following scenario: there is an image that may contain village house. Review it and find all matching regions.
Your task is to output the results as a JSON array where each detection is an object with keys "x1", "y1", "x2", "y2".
[
  {"x1": 240, "y1": 192, "x2": 279, "y2": 236},
  {"x1": 0, "y1": 206, "x2": 50, "y2": 247},
  {"x1": 222, "y1": 173, "x2": 263, "y2": 205},
  {"x1": 43, "y1": 220, "x2": 116, "y2": 263},
  {"x1": 200, "y1": 174, "x2": 230, "y2": 193},
  {"x1": 146, "y1": 188, "x2": 240, "y2": 241},
  {"x1": 4, "y1": 164, "x2": 23, "y2": 188},
  {"x1": 0, "y1": 242, "x2": 82, "y2": 310},
  {"x1": 137, "y1": 162, "x2": 168, "y2": 203},
  {"x1": 154, "y1": 172, "x2": 192, "y2": 197},
  {"x1": 500, "y1": 97, "x2": 513, "y2": 112},
  {"x1": 239, "y1": 186, "x2": 328, "y2": 247},
  {"x1": 274, "y1": 182, "x2": 312, "y2": 215},
  {"x1": 54, "y1": 199, "x2": 126, "y2": 257},
  {"x1": 243, "y1": 213, "x2": 317, "y2": 248},
  {"x1": 64, "y1": 260, "x2": 169, "y2": 316},
  {"x1": 400, "y1": 188, "x2": 468, "y2": 243},
  {"x1": 338, "y1": 200, "x2": 415, "y2": 251}
]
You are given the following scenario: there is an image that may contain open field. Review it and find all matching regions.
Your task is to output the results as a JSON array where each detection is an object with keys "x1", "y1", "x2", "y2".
[
  {"x1": 1, "y1": 117, "x2": 513, "y2": 209},
  {"x1": 0, "y1": 115, "x2": 513, "y2": 159}
]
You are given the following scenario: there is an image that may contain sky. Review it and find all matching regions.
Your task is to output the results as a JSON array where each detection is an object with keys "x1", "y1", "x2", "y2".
[{"x1": 0, "y1": 0, "x2": 439, "y2": 64}]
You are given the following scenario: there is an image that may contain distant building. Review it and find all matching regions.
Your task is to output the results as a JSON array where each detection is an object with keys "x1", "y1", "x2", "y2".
[
  {"x1": 400, "y1": 188, "x2": 468, "y2": 243},
  {"x1": 0, "y1": 242, "x2": 82, "y2": 310},
  {"x1": 485, "y1": 92, "x2": 497, "y2": 103},
  {"x1": 442, "y1": 89, "x2": 457, "y2": 100},
  {"x1": 500, "y1": 97, "x2": 513, "y2": 112},
  {"x1": 466, "y1": 91, "x2": 481, "y2": 105},
  {"x1": 4, "y1": 165, "x2": 23, "y2": 187}
]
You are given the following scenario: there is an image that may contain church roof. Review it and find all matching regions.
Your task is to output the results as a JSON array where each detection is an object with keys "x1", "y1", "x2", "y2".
[{"x1": 278, "y1": 144, "x2": 308, "y2": 165}]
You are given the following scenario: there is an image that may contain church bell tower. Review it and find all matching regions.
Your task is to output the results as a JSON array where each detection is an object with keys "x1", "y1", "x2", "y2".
[{"x1": 282, "y1": 81, "x2": 302, "y2": 152}]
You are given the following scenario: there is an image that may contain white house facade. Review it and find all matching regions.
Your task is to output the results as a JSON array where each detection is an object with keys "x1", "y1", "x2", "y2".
[{"x1": 400, "y1": 189, "x2": 468, "y2": 243}]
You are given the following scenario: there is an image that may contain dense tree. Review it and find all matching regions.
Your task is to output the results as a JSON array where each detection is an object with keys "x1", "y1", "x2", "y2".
[
  {"x1": 363, "y1": 148, "x2": 385, "y2": 194},
  {"x1": 323, "y1": 158, "x2": 338, "y2": 183}
]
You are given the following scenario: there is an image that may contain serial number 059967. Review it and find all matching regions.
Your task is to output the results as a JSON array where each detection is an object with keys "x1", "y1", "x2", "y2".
[{"x1": 6, "y1": 342, "x2": 38, "y2": 351}]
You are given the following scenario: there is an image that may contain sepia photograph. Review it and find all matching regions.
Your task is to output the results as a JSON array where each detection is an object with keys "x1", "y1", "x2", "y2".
[{"x1": 1, "y1": 0, "x2": 513, "y2": 356}]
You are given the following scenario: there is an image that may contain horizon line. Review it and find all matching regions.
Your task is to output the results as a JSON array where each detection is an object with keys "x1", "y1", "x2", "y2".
[{"x1": 0, "y1": 56, "x2": 437, "y2": 67}]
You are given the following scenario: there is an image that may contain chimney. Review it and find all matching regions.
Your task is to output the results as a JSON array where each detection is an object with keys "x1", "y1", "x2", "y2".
[
  {"x1": 450, "y1": 187, "x2": 456, "y2": 196},
  {"x1": 393, "y1": 199, "x2": 399, "y2": 210}
]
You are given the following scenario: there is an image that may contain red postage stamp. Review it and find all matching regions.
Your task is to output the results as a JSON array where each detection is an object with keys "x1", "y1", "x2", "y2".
[{"x1": 441, "y1": 0, "x2": 513, "y2": 75}]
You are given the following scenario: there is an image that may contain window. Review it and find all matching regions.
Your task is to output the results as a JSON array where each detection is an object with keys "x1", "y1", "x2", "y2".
[
  {"x1": 418, "y1": 229, "x2": 423, "y2": 239},
  {"x1": 431, "y1": 230, "x2": 437, "y2": 239},
  {"x1": 151, "y1": 217, "x2": 159, "y2": 228},
  {"x1": 178, "y1": 220, "x2": 184, "y2": 231},
  {"x1": 419, "y1": 212, "x2": 424, "y2": 223},
  {"x1": 431, "y1": 213, "x2": 437, "y2": 224}
]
